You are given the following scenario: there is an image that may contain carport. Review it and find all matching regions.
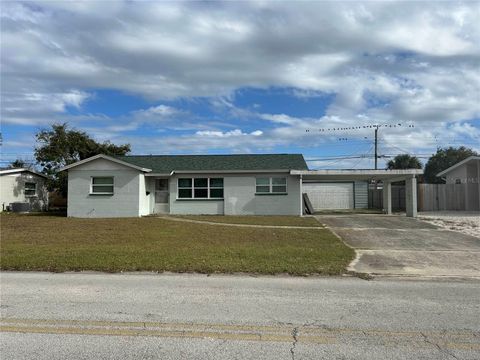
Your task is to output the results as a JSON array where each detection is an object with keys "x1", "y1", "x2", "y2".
[{"x1": 291, "y1": 169, "x2": 423, "y2": 217}]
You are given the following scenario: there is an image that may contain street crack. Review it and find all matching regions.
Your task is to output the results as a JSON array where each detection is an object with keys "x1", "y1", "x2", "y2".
[
  {"x1": 290, "y1": 327, "x2": 299, "y2": 360},
  {"x1": 420, "y1": 332, "x2": 459, "y2": 360}
]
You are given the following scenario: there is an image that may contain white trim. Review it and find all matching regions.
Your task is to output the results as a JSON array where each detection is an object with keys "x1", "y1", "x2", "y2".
[
  {"x1": 0, "y1": 168, "x2": 48, "y2": 179},
  {"x1": 172, "y1": 169, "x2": 291, "y2": 174},
  {"x1": 437, "y1": 156, "x2": 480, "y2": 177},
  {"x1": 291, "y1": 169, "x2": 423, "y2": 176},
  {"x1": 58, "y1": 154, "x2": 152, "y2": 173},
  {"x1": 90, "y1": 176, "x2": 115, "y2": 195},
  {"x1": 145, "y1": 172, "x2": 174, "y2": 177}
]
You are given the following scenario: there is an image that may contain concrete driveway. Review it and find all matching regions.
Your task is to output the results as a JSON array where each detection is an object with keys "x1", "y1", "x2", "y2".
[{"x1": 316, "y1": 214, "x2": 480, "y2": 278}]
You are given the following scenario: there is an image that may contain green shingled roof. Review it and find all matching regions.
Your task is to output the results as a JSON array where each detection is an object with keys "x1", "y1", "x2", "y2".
[{"x1": 115, "y1": 154, "x2": 308, "y2": 173}]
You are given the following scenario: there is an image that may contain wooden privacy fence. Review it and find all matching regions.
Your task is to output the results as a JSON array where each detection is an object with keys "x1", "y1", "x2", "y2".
[
  {"x1": 368, "y1": 184, "x2": 467, "y2": 211},
  {"x1": 417, "y1": 183, "x2": 466, "y2": 211}
]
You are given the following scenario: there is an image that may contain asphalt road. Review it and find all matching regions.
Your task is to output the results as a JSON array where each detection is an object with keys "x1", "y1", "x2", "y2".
[{"x1": 1, "y1": 272, "x2": 479, "y2": 359}]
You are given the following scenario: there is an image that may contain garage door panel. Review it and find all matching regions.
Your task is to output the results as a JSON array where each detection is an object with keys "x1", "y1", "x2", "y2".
[{"x1": 303, "y1": 182, "x2": 354, "y2": 210}]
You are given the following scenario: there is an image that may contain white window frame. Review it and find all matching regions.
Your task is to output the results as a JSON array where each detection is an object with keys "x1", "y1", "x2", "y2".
[
  {"x1": 90, "y1": 176, "x2": 114, "y2": 195},
  {"x1": 177, "y1": 177, "x2": 224, "y2": 199},
  {"x1": 24, "y1": 182, "x2": 37, "y2": 197},
  {"x1": 255, "y1": 177, "x2": 288, "y2": 194}
]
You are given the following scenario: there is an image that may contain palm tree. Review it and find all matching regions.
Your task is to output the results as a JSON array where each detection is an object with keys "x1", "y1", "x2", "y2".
[{"x1": 386, "y1": 154, "x2": 422, "y2": 169}]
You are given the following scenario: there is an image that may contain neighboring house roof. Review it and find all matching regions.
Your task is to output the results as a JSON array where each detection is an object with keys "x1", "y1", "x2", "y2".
[
  {"x1": 0, "y1": 168, "x2": 49, "y2": 179},
  {"x1": 115, "y1": 154, "x2": 309, "y2": 173},
  {"x1": 437, "y1": 156, "x2": 480, "y2": 177}
]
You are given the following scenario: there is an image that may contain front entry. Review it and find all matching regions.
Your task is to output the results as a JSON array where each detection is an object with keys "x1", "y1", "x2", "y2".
[{"x1": 154, "y1": 178, "x2": 169, "y2": 214}]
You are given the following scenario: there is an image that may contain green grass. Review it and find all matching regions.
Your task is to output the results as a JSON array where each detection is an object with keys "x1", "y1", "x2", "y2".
[
  {"x1": 174, "y1": 215, "x2": 322, "y2": 227},
  {"x1": 0, "y1": 214, "x2": 354, "y2": 275}
]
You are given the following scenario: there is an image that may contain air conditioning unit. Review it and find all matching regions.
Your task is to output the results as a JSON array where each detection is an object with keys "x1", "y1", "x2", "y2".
[{"x1": 10, "y1": 202, "x2": 31, "y2": 213}]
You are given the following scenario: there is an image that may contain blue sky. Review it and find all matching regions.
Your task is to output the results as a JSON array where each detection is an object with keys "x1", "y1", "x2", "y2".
[{"x1": 1, "y1": 1, "x2": 479, "y2": 169}]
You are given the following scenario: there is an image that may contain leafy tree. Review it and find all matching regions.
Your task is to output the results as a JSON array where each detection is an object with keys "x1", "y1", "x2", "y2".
[
  {"x1": 8, "y1": 159, "x2": 26, "y2": 169},
  {"x1": 424, "y1": 146, "x2": 478, "y2": 184},
  {"x1": 35, "y1": 123, "x2": 131, "y2": 196},
  {"x1": 386, "y1": 154, "x2": 422, "y2": 170}
]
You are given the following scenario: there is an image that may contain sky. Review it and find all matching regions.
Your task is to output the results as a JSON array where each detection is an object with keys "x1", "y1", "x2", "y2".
[{"x1": 1, "y1": 0, "x2": 479, "y2": 170}]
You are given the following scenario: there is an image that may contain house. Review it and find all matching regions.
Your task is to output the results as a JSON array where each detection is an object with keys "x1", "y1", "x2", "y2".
[
  {"x1": 437, "y1": 156, "x2": 480, "y2": 211},
  {"x1": 59, "y1": 154, "x2": 423, "y2": 218},
  {"x1": 0, "y1": 168, "x2": 49, "y2": 212}
]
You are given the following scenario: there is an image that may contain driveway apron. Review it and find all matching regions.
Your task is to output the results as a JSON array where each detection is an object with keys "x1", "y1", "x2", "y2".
[{"x1": 316, "y1": 214, "x2": 480, "y2": 278}]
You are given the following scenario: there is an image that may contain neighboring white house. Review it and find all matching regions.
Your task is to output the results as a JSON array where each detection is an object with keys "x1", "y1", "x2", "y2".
[
  {"x1": 437, "y1": 156, "x2": 480, "y2": 211},
  {"x1": 0, "y1": 168, "x2": 49, "y2": 211},
  {"x1": 59, "y1": 154, "x2": 422, "y2": 218}
]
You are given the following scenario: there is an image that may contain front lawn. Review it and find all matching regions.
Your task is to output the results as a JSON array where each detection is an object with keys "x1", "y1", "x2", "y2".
[
  {"x1": 0, "y1": 214, "x2": 354, "y2": 275},
  {"x1": 175, "y1": 215, "x2": 322, "y2": 227}
]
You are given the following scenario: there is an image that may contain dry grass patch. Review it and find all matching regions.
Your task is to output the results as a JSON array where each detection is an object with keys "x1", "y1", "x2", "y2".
[{"x1": 0, "y1": 214, "x2": 354, "y2": 275}]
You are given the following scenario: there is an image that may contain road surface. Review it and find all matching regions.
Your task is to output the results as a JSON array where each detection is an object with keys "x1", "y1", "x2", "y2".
[{"x1": 1, "y1": 272, "x2": 479, "y2": 359}]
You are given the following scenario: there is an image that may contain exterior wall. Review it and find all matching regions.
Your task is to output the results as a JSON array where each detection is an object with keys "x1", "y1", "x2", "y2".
[
  {"x1": 0, "y1": 173, "x2": 48, "y2": 211},
  {"x1": 354, "y1": 181, "x2": 368, "y2": 209},
  {"x1": 67, "y1": 159, "x2": 142, "y2": 218},
  {"x1": 444, "y1": 160, "x2": 480, "y2": 211},
  {"x1": 169, "y1": 175, "x2": 224, "y2": 215},
  {"x1": 169, "y1": 173, "x2": 301, "y2": 216},
  {"x1": 138, "y1": 173, "x2": 151, "y2": 216},
  {"x1": 225, "y1": 174, "x2": 301, "y2": 215},
  {"x1": 466, "y1": 162, "x2": 479, "y2": 211},
  {"x1": 445, "y1": 166, "x2": 467, "y2": 184},
  {"x1": 145, "y1": 177, "x2": 155, "y2": 214}
]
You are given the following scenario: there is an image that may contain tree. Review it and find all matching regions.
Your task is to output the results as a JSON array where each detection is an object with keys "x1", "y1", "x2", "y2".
[
  {"x1": 8, "y1": 159, "x2": 26, "y2": 169},
  {"x1": 424, "y1": 146, "x2": 478, "y2": 184},
  {"x1": 386, "y1": 154, "x2": 422, "y2": 170},
  {"x1": 35, "y1": 123, "x2": 131, "y2": 196}
]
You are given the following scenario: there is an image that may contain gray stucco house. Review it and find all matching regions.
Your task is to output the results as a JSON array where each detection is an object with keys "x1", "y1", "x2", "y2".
[
  {"x1": 60, "y1": 153, "x2": 422, "y2": 218},
  {"x1": 0, "y1": 168, "x2": 49, "y2": 212},
  {"x1": 437, "y1": 156, "x2": 480, "y2": 211}
]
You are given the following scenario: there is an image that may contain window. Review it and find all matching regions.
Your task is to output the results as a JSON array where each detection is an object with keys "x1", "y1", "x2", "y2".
[
  {"x1": 91, "y1": 177, "x2": 114, "y2": 195},
  {"x1": 209, "y1": 178, "x2": 224, "y2": 198},
  {"x1": 24, "y1": 182, "x2": 36, "y2": 196},
  {"x1": 272, "y1": 177, "x2": 287, "y2": 193},
  {"x1": 256, "y1": 177, "x2": 287, "y2": 194},
  {"x1": 177, "y1": 178, "x2": 224, "y2": 199},
  {"x1": 178, "y1": 178, "x2": 192, "y2": 198},
  {"x1": 256, "y1": 178, "x2": 270, "y2": 193}
]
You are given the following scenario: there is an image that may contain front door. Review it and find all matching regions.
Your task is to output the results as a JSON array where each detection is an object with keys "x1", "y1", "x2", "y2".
[{"x1": 154, "y1": 178, "x2": 169, "y2": 214}]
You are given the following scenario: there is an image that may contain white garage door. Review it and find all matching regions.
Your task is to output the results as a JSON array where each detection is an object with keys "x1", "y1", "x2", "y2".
[{"x1": 303, "y1": 182, "x2": 354, "y2": 210}]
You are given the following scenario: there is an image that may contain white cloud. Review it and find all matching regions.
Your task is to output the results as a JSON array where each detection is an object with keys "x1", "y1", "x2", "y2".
[
  {"x1": 1, "y1": 90, "x2": 90, "y2": 125},
  {"x1": 195, "y1": 129, "x2": 263, "y2": 138},
  {"x1": 1, "y1": 1, "x2": 479, "y2": 162},
  {"x1": 132, "y1": 105, "x2": 182, "y2": 119}
]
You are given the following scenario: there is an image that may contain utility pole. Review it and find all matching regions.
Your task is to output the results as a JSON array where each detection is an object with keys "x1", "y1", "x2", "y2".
[{"x1": 374, "y1": 126, "x2": 378, "y2": 170}]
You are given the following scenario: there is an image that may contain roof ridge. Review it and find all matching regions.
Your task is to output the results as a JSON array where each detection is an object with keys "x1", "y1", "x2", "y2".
[{"x1": 117, "y1": 153, "x2": 303, "y2": 157}]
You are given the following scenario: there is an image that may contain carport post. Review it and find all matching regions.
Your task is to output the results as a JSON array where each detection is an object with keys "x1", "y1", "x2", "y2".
[
  {"x1": 406, "y1": 176, "x2": 417, "y2": 217},
  {"x1": 382, "y1": 180, "x2": 392, "y2": 215}
]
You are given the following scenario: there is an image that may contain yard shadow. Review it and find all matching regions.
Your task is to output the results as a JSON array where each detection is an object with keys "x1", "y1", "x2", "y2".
[{"x1": 21, "y1": 210, "x2": 67, "y2": 217}]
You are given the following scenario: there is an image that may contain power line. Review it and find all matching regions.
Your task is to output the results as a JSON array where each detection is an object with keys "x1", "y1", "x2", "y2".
[{"x1": 306, "y1": 123, "x2": 414, "y2": 169}]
